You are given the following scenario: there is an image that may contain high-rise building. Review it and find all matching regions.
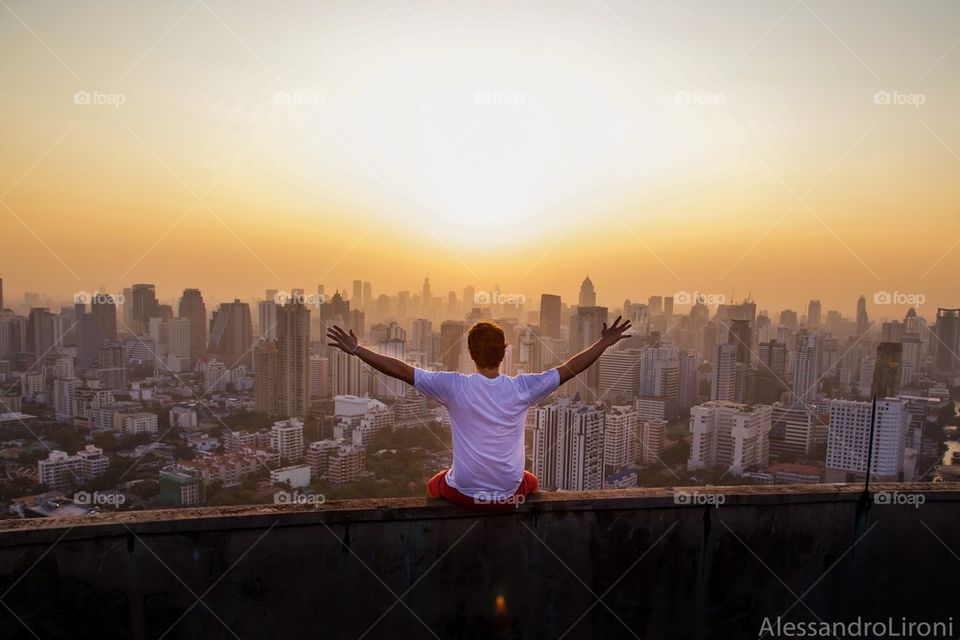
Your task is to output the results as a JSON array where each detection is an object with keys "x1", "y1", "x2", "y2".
[
  {"x1": 569, "y1": 306, "x2": 607, "y2": 396},
  {"x1": 208, "y1": 299, "x2": 253, "y2": 368},
  {"x1": 309, "y1": 355, "x2": 331, "y2": 399},
  {"x1": 276, "y1": 301, "x2": 311, "y2": 418},
  {"x1": 727, "y1": 318, "x2": 752, "y2": 365},
  {"x1": 793, "y1": 333, "x2": 820, "y2": 405},
  {"x1": 598, "y1": 349, "x2": 640, "y2": 402},
  {"x1": 167, "y1": 317, "x2": 191, "y2": 373},
  {"x1": 934, "y1": 308, "x2": 960, "y2": 373},
  {"x1": 539, "y1": 294, "x2": 562, "y2": 339},
  {"x1": 258, "y1": 299, "x2": 278, "y2": 341},
  {"x1": 254, "y1": 340, "x2": 279, "y2": 414},
  {"x1": 808, "y1": 300, "x2": 821, "y2": 329},
  {"x1": 756, "y1": 340, "x2": 788, "y2": 404},
  {"x1": 825, "y1": 398, "x2": 909, "y2": 482},
  {"x1": 710, "y1": 343, "x2": 737, "y2": 402},
  {"x1": 871, "y1": 342, "x2": 902, "y2": 398},
  {"x1": 769, "y1": 403, "x2": 818, "y2": 458},
  {"x1": 130, "y1": 284, "x2": 158, "y2": 335},
  {"x1": 270, "y1": 418, "x2": 306, "y2": 464},
  {"x1": 578, "y1": 276, "x2": 596, "y2": 307},
  {"x1": 533, "y1": 397, "x2": 605, "y2": 491},
  {"x1": 178, "y1": 289, "x2": 207, "y2": 365},
  {"x1": 91, "y1": 294, "x2": 118, "y2": 341},
  {"x1": 603, "y1": 405, "x2": 639, "y2": 471},
  {"x1": 440, "y1": 321, "x2": 466, "y2": 372},
  {"x1": 27, "y1": 307, "x2": 61, "y2": 358},
  {"x1": 353, "y1": 280, "x2": 364, "y2": 309},
  {"x1": 688, "y1": 401, "x2": 772, "y2": 476},
  {"x1": 856, "y1": 295, "x2": 870, "y2": 336}
]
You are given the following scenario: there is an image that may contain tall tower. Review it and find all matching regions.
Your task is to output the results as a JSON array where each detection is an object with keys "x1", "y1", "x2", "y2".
[
  {"x1": 352, "y1": 280, "x2": 364, "y2": 309},
  {"x1": 856, "y1": 295, "x2": 870, "y2": 336},
  {"x1": 440, "y1": 321, "x2": 466, "y2": 372},
  {"x1": 177, "y1": 289, "x2": 207, "y2": 365},
  {"x1": 934, "y1": 308, "x2": 960, "y2": 373},
  {"x1": 578, "y1": 276, "x2": 596, "y2": 307},
  {"x1": 710, "y1": 343, "x2": 737, "y2": 402},
  {"x1": 208, "y1": 300, "x2": 253, "y2": 368},
  {"x1": 91, "y1": 294, "x2": 118, "y2": 341},
  {"x1": 276, "y1": 301, "x2": 311, "y2": 418},
  {"x1": 793, "y1": 333, "x2": 820, "y2": 404},
  {"x1": 130, "y1": 284, "x2": 158, "y2": 335},
  {"x1": 539, "y1": 294, "x2": 562, "y2": 339},
  {"x1": 807, "y1": 299, "x2": 821, "y2": 329}
]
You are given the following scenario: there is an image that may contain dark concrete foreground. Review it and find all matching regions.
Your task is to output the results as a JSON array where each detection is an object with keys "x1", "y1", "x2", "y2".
[{"x1": 0, "y1": 483, "x2": 957, "y2": 639}]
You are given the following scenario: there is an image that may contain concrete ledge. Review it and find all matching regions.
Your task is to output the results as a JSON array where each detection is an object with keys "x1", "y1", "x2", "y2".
[
  {"x1": 0, "y1": 481, "x2": 955, "y2": 639},
  {"x1": 1, "y1": 482, "x2": 955, "y2": 546}
]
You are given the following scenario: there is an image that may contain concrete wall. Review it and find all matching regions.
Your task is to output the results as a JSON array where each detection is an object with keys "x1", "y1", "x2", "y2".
[{"x1": 0, "y1": 483, "x2": 957, "y2": 639}]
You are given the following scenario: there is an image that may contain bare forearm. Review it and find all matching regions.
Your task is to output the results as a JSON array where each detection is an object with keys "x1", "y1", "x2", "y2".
[
  {"x1": 557, "y1": 339, "x2": 609, "y2": 385},
  {"x1": 354, "y1": 346, "x2": 415, "y2": 385}
]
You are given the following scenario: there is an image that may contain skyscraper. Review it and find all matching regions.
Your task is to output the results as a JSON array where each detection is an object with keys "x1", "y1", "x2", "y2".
[
  {"x1": 710, "y1": 343, "x2": 737, "y2": 402},
  {"x1": 793, "y1": 333, "x2": 820, "y2": 405},
  {"x1": 688, "y1": 401, "x2": 772, "y2": 476},
  {"x1": 177, "y1": 289, "x2": 207, "y2": 365},
  {"x1": 934, "y1": 308, "x2": 960, "y2": 373},
  {"x1": 91, "y1": 294, "x2": 117, "y2": 341},
  {"x1": 756, "y1": 339, "x2": 788, "y2": 404},
  {"x1": 208, "y1": 300, "x2": 253, "y2": 368},
  {"x1": 353, "y1": 280, "x2": 363, "y2": 309},
  {"x1": 856, "y1": 295, "x2": 870, "y2": 336},
  {"x1": 808, "y1": 299, "x2": 821, "y2": 330},
  {"x1": 130, "y1": 284, "x2": 158, "y2": 335},
  {"x1": 276, "y1": 301, "x2": 311, "y2": 418},
  {"x1": 825, "y1": 398, "x2": 909, "y2": 482},
  {"x1": 539, "y1": 294, "x2": 562, "y2": 339},
  {"x1": 871, "y1": 342, "x2": 902, "y2": 398},
  {"x1": 578, "y1": 276, "x2": 596, "y2": 307},
  {"x1": 533, "y1": 397, "x2": 605, "y2": 491},
  {"x1": 440, "y1": 321, "x2": 466, "y2": 372},
  {"x1": 727, "y1": 318, "x2": 752, "y2": 365}
]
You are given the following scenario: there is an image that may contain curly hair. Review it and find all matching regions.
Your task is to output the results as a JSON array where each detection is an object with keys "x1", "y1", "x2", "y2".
[{"x1": 467, "y1": 321, "x2": 506, "y2": 369}]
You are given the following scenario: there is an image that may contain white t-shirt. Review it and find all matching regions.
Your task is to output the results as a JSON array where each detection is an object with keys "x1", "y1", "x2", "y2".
[{"x1": 415, "y1": 368, "x2": 561, "y2": 500}]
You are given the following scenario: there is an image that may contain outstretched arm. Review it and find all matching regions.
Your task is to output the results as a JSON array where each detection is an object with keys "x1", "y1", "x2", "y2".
[
  {"x1": 557, "y1": 315, "x2": 632, "y2": 385},
  {"x1": 327, "y1": 325, "x2": 415, "y2": 386}
]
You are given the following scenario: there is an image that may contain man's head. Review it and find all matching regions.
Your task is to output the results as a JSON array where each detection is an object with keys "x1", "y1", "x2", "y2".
[{"x1": 467, "y1": 321, "x2": 506, "y2": 370}]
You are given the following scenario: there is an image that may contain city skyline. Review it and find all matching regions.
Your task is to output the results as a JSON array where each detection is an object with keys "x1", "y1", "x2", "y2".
[{"x1": 3, "y1": 1, "x2": 960, "y2": 311}]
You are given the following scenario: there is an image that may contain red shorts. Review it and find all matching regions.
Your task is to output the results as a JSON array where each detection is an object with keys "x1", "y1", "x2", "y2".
[{"x1": 427, "y1": 469, "x2": 539, "y2": 511}]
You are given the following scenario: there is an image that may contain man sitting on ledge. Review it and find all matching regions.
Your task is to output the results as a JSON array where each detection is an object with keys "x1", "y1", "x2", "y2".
[{"x1": 327, "y1": 316, "x2": 631, "y2": 510}]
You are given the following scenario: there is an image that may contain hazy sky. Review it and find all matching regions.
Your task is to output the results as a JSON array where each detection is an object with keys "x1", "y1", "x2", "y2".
[{"x1": 2, "y1": 0, "x2": 959, "y2": 317}]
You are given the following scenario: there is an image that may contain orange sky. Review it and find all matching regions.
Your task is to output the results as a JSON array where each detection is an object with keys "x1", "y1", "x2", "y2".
[{"x1": 2, "y1": 1, "x2": 960, "y2": 318}]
